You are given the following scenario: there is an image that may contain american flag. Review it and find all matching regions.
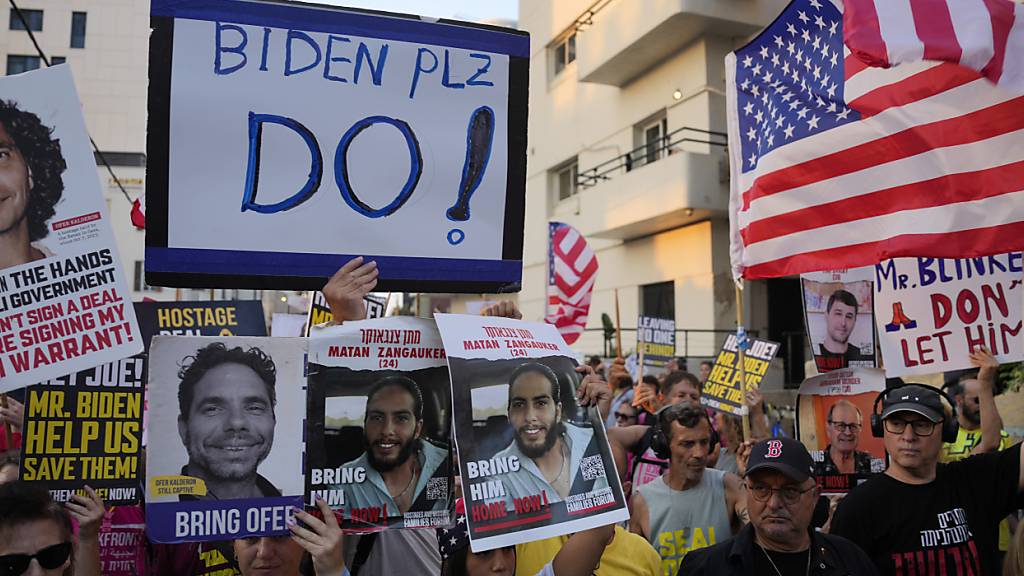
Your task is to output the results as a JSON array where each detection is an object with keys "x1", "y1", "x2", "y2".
[
  {"x1": 845, "y1": 0, "x2": 1023, "y2": 94},
  {"x1": 546, "y1": 222, "x2": 598, "y2": 345},
  {"x1": 728, "y1": 0, "x2": 1024, "y2": 280}
]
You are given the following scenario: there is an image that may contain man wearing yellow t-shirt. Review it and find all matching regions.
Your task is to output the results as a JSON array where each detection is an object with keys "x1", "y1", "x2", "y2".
[
  {"x1": 514, "y1": 525, "x2": 661, "y2": 576},
  {"x1": 941, "y1": 347, "x2": 1015, "y2": 552}
]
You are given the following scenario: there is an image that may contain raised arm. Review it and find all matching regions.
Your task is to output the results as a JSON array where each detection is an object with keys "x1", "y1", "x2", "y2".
[
  {"x1": 968, "y1": 347, "x2": 1004, "y2": 455},
  {"x1": 575, "y1": 365, "x2": 612, "y2": 422},
  {"x1": 551, "y1": 523, "x2": 615, "y2": 576},
  {"x1": 723, "y1": 472, "x2": 748, "y2": 533},
  {"x1": 322, "y1": 257, "x2": 379, "y2": 323},
  {"x1": 607, "y1": 425, "x2": 649, "y2": 483},
  {"x1": 67, "y1": 485, "x2": 104, "y2": 576}
]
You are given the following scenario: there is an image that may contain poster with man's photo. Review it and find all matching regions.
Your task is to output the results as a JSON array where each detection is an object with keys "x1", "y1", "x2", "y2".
[
  {"x1": 305, "y1": 316, "x2": 453, "y2": 530},
  {"x1": 144, "y1": 336, "x2": 306, "y2": 543},
  {"x1": 434, "y1": 314, "x2": 628, "y2": 552},
  {"x1": 0, "y1": 65, "x2": 141, "y2": 392},
  {"x1": 796, "y1": 367, "x2": 886, "y2": 495},
  {"x1": 801, "y1": 269, "x2": 876, "y2": 374}
]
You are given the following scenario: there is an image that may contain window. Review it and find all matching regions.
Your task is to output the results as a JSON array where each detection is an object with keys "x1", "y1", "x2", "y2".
[
  {"x1": 641, "y1": 281, "x2": 675, "y2": 320},
  {"x1": 556, "y1": 161, "x2": 578, "y2": 201},
  {"x1": 9, "y1": 8, "x2": 42, "y2": 31},
  {"x1": 552, "y1": 32, "x2": 576, "y2": 76},
  {"x1": 133, "y1": 261, "x2": 162, "y2": 293},
  {"x1": 51, "y1": 56, "x2": 66, "y2": 65},
  {"x1": 7, "y1": 55, "x2": 40, "y2": 75},
  {"x1": 633, "y1": 115, "x2": 669, "y2": 169},
  {"x1": 71, "y1": 12, "x2": 86, "y2": 48}
]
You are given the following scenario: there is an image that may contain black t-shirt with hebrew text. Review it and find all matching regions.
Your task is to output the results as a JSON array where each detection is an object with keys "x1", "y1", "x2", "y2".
[{"x1": 830, "y1": 443, "x2": 1021, "y2": 576}]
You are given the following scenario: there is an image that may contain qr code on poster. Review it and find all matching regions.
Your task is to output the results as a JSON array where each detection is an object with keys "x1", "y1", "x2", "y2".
[
  {"x1": 581, "y1": 455, "x2": 605, "y2": 481},
  {"x1": 426, "y1": 477, "x2": 448, "y2": 500}
]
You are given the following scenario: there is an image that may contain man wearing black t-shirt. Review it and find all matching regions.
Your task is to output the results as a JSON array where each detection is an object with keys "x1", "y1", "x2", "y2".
[{"x1": 830, "y1": 385, "x2": 1023, "y2": 576}]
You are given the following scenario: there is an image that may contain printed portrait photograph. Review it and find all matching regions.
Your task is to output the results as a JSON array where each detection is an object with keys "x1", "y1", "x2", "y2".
[
  {"x1": 146, "y1": 336, "x2": 306, "y2": 503},
  {"x1": 802, "y1": 279, "x2": 876, "y2": 373},
  {"x1": 305, "y1": 365, "x2": 453, "y2": 527}
]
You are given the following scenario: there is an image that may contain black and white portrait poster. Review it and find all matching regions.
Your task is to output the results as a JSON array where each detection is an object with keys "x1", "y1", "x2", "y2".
[
  {"x1": 0, "y1": 66, "x2": 141, "y2": 391},
  {"x1": 144, "y1": 336, "x2": 306, "y2": 543},
  {"x1": 434, "y1": 314, "x2": 627, "y2": 552},
  {"x1": 305, "y1": 316, "x2": 453, "y2": 531}
]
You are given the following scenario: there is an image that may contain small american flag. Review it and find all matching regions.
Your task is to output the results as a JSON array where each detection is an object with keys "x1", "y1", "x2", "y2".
[
  {"x1": 546, "y1": 222, "x2": 598, "y2": 345},
  {"x1": 728, "y1": 0, "x2": 1024, "y2": 280}
]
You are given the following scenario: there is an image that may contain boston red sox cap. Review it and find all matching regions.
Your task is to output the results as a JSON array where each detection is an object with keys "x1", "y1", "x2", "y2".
[{"x1": 744, "y1": 437, "x2": 815, "y2": 483}]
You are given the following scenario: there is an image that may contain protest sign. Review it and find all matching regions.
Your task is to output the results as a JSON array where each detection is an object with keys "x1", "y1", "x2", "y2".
[
  {"x1": 0, "y1": 66, "x2": 141, "y2": 392},
  {"x1": 637, "y1": 315, "x2": 674, "y2": 372},
  {"x1": 18, "y1": 357, "x2": 145, "y2": 505},
  {"x1": 801, "y1": 269, "x2": 876, "y2": 373},
  {"x1": 306, "y1": 292, "x2": 386, "y2": 334},
  {"x1": 134, "y1": 300, "x2": 267, "y2": 349},
  {"x1": 146, "y1": 0, "x2": 529, "y2": 293},
  {"x1": 796, "y1": 367, "x2": 886, "y2": 495},
  {"x1": 145, "y1": 336, "x2": 306, "y2": 542},
  {"x1": 306, "y1": 316, "x2": 452, "y2": 530},
  {"x1": 874, "y1": 253, "x2": 1023, "y2": 377},
  {"x1": 434, "y1": 314, "x2": 628, "y2": 551},
  {"x1": 701, "y1": 333, "x2": 780, "y2": 416}
]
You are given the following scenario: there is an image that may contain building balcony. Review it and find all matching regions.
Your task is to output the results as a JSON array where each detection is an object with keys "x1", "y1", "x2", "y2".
[
  {"x1": 577, "y1": 0, "x2": 787, "y2": 86},
  {"x1": 571, "y1": 127, "x2": 728, "y2": 240}
]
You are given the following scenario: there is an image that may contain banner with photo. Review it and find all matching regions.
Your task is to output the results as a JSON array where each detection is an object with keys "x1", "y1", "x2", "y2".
[
  {"x1": 434, "y1": 314, "x2": 627, "y2": 552},
  {"x1": 0, "y1": 66, "x2": 141, "y2": 392},
  {"x1": 796, "y1": 367, "x2": 886, "y2": 495},
  {"x1": 801, "y1": 269, "x2": 876, "y2": 373},
  {"x1": 144, "y1": 336, "x2": 306, "y2": 543},
  {"x1": 637, "y1": 315, "x2": 674, "y2": 373},
  {"x1": 146, "y1": 0, "x2": 529, "y2": 293},
  {"x1": 701, "y1": 333, "x2": 780, "y2": 416},
  {"x1": 19, "y1": 358, "x2": 144, "y2": 505},
  {"x1": 874, "y1": 253, "x2": 1023, "y2": 377},
  {"x1": 305, "y1": 316, "x2": 452, "y2": 530}
]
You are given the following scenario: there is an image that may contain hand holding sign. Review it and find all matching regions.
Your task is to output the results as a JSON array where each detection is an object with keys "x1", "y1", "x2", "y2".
[
  {"x1": 0, "y1": 396, "x2": 23, "y2": 433},
  {"x1": 66, "y1": 485, "x2": 105, "y2": 539},
  {"x1": 289, "y1": 498, "x2": 345, "y2": 576},
  {"x1": 968, "y1": 346, "x2": 998, "y2": 385},
  {"x1": 575, "y1": 365, "x2": 612, "y2": 421},
  {"x1": 479, "y1": 300, "x2": 522, "y2": 320},
  {"x1": 322, "y1": 257, "x2": 378, "y2": 323}
]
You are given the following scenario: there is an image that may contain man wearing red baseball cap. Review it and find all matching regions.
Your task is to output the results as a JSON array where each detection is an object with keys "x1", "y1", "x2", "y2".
[{"x1": 677, "y1": 438, "x2": 876, "y2": 575}]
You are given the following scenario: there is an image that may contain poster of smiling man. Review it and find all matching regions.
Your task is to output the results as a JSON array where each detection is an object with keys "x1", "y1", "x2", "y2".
[
  {"x1": 434, "y1": 314, "x2": 627, "y2": 552},
  {"x1": 145, "y1": 336, "x2": 306, "y2": 543},
  {"x1": 801, "y1": 268, "x2": 876, "y2": 374},
  {"x1": 305, "y1": 316, "x2": 453, "y2": 530},
  {"x1": 0, "y1": 66, "x2": 141, "y2": 391}
]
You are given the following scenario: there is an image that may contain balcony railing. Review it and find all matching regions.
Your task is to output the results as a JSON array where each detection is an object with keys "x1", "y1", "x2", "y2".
[{"x1": 577, "y1": 126, "x2": 727, "y2": 190}]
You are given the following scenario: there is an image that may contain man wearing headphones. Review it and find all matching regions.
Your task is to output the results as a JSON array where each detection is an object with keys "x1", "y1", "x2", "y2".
[
  {"x1": 830, "y1": 382, "x2": 1023, "y2": 576},
  {"x1": 629, "y1": 403, "x2": 746, "y2": 576}
]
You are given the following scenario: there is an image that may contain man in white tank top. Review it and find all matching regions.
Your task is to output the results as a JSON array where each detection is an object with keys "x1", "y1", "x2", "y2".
[{"x1": 630, "y1": 404, "x2": 747, "y2": 576}]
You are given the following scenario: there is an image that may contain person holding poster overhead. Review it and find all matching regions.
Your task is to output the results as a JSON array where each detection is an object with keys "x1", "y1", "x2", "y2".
[
  {"x1": 176, "y1": 342, "x2": 281, "y2": 500},
  {"x1": 0, "y1": 99, "x2": 65, "y2": 268},
  {"x1": 831, "y1": 383, "x2": 1024, "y2": 575}
]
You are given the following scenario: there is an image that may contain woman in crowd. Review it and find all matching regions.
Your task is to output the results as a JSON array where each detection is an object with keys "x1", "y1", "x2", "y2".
[{"x1": 0, "y1": 481, "x2": 104, "y2": 576}]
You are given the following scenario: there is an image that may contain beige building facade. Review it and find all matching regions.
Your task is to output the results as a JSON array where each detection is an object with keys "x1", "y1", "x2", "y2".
[{"x1": 488, "y1": 0, "x2": 795, "y2": 370}]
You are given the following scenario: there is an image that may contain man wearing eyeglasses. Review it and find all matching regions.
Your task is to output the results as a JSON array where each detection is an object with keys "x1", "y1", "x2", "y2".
[
  {"x1": 830, "y1": 384, "x2": 1024, "y2": 576},
  {"x1": 677, "y1": 438, "x2": 877, "y2": 575},
  {"x1": 811, "y1": 400, "x2": 876, "y2": 476}
]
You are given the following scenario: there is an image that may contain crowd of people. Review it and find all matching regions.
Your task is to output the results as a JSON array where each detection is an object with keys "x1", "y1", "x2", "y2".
[{"x1": 1, "y1": 261, "x2": 1023, "y2": 576}]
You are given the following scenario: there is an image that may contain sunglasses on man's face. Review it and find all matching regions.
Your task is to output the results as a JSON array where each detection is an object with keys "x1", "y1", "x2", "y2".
[{"x1": 0, "y1": 542, "x2": 72, "y2": 576}]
